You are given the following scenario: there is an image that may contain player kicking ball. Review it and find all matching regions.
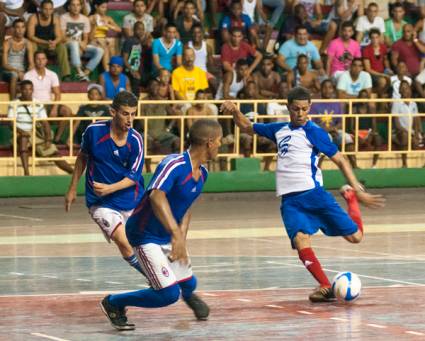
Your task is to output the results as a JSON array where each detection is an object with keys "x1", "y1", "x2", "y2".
[
  {"x1": 222, "y1": 87, "x2": 385, "y2": 303},
  {"x1": 65, "y1": 91, "x2": 146, "y2": 276},
  {"x1": 100, "y1": 119, "x2": 223, "y2": 330}
]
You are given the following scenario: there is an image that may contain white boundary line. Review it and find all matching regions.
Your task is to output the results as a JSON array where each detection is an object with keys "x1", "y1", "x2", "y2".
[
  {"x1": 0, "y1": 213, "x2": 43, "y2": 221},
  {"x1": 30, "y1": 333, "x2": 71, "y2": 341}
]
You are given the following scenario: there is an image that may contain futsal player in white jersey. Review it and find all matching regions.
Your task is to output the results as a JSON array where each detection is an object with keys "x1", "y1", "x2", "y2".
[{"x1": 222, "y1": 87, "x2": 385, "y2": 302}]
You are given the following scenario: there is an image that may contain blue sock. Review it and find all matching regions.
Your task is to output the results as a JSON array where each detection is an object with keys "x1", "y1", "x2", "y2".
[
  {"x1": 123, "y1": 254, "x2": 145, "y2": 276},
  {"x1": 179, "y1": 276, "x2": 197, "y2": 300},
  {"x1": 109, "y1": 284, "x2": 180, "y2": 309}
]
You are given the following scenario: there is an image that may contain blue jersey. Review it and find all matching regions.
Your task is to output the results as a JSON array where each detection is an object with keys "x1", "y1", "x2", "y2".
[
  {"x1": 126, "y1": 151, "x2": 208, "y2": 246},
  {"x1": 81, "y1": 120, "x2": 145, "y2": 211},
  {"x1": 152, "y1": 38, "x2": 183, "y2": 72}
]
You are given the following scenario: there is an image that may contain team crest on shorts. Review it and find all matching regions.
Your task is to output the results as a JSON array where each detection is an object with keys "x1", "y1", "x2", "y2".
[{"x1": 161, "y1": 266, "x2": 169, "y2": 277}]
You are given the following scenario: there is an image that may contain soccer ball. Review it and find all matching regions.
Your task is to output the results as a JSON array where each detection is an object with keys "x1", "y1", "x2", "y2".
[{"x1": 332, "y1": 272, "x2": 361, "y2": 302}]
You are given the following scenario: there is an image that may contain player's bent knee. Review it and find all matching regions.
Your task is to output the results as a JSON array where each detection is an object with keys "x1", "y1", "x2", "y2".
[
  {"x1": 158, "y1": 284, "x2": 180, "y2": 306},
  {"x1": 294, "y1": 232, "x2": 311, "y2": 249}
]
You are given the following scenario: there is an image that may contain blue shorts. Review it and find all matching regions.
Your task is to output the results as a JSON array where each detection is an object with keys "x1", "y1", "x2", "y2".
[{"x1": 280, "y1": 187, "x2": 359, "y2": 248}]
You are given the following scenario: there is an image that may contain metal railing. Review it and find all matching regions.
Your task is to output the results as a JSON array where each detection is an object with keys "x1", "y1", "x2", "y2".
[{"x1": 1, "y1": 98, "x2": 424, "y2": 175}]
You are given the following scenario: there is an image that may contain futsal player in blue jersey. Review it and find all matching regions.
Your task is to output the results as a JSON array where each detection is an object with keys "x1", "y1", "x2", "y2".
[
  {"x1": 100, "y1": 119, "x2": 222, "y2": 331},
  {"x1": 65, "y1": 91, "x2": 145, "y2": 275},
  {"x1": 222, "y1": 87, "x2": 385, "y2": 302}
]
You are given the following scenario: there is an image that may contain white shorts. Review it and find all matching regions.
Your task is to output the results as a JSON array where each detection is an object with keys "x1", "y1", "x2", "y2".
[
  {"x1": 89, "y1": 206, "x2": 133, "y2": 243},
  {"x1": 134, "y1": 243, "x2": 193, "y2": 290}
]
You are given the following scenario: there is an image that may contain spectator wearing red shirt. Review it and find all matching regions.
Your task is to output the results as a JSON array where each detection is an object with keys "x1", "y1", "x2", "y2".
[
  {"x1": 221, "y1": 27, "x2": 262, "y2": 75},
  {"x1": 391, "y1": 24, "x2": 425, "y2": 77},
  {"x1": 362, "y1": 28, "x2": 392, "y2": 83}
]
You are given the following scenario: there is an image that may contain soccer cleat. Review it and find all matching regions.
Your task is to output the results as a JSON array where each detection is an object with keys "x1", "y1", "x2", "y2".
[
  {"x1": 183, "y1": 293, "x2": 210, "y2": 320},
  {"x1": 339, "y1": 184, "x2": 356, "y2": 201},
  {"x1": 100, "y1": 295, "x2": 135, "y2": 331},
  {"x1": 309, "y1": 286, "x2": 337, "y2": 303}
]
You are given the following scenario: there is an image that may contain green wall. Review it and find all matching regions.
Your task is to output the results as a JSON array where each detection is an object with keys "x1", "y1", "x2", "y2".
[{"x1": 0, "y1": 158, "x2": 425, "y2": 197}]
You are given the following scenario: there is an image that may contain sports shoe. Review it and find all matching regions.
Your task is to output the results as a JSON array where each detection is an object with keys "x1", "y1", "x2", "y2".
[
  {"x1": 340, "y1": 184, "x2": 355, "y2": 201},
  {"x1": 100, "y1": 295, "x2": 135, "y2": 331},
  {"x1": 183, "y1": 294, "x2": 210, "y2": 320},
  {"x1": 309, "y1": 286, "x2": 337, "y2": 303}
]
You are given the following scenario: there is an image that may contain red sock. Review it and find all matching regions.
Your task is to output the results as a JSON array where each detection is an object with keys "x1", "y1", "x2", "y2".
[
  {"x1": 345, "y1": 191, "x2": 364, "y2": 234},
  {"x1": 298, "y1": 248, "x2": 330, "y2": 288}
]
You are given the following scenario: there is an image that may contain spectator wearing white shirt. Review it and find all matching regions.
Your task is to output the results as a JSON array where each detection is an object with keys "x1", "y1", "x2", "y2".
[
  {"x1": 390, "y1": 61, "x2": 412, "y2": 99},
  {"x1": 356, "y1": 2, "x2": 385, "y2": 47},
  {"x1": 337, "y1": 58, "x2": 372, "y2": 99}
]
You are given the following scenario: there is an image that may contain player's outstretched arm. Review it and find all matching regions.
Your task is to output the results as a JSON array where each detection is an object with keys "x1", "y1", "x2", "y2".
[
  {"x1": 65, "y1": 151, "x2": 88, "y2": 212},
  {"x1": 92, "y1": 177, "x2": 136, "y2": 197},
  {"x1": 221, "y1": 101, "x2": 255, "y2": 135},
  {"x1": 331, "y1": 152, "x2": 385, "y2": 208},
  {"x1": 149, "y1": 189, "x2": 188, "y2": 263}
]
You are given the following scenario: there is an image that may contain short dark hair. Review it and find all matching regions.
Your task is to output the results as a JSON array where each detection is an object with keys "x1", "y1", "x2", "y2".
[
  {"x1": 12, "y1": 18, "x2": 25, "y2": 27},
  {"x1": 188, "y1": 119, "x2": 222, "y2": 146},
  {"x1": 133, "y1": 0, "x2": 145, "y2": 6},
  {"x1": 34, "y1": 50, "x2": 47, "y2": 59},
  {"x1": 262, "y1": 54, "x2": 274, "y2": 63},
  {"x1": 287, "y1": 86, "x2": 311, "y2": 104},
  {"x1": 296, "y1": 54, "x2": 308, "y2": 63},
  {"x1": 20, "y1": 80, "x2": 33, "y2": 88},
  {"x1": 341, "y1": 21, "x2": 354, "y2": 30},
  {"x1": 112, "y1": 91, "x2": 138, "y2": 110},
  {"x1": 230, "y1": 27, "x2": 243, "y2": 35},
  {"x1": 195, "y1": 89, "x2": 206, "y2": 98},
  {"x1": 165, "y1": 23, "x2": 177, "y2": 30},
  {"x1": 235, "y1": 58, "x2": 249, "y2": 68},
  {"x1": 230, "y1": 0, "x2": 242, "y2": 7},
  {"x1": 192, "y1": 23, "x2": 203, "y2": 31},
  {"x1": 295, "y1": 25, "x2": 308, "y2": 34},
  {"x1": 133, "y1": 21, "x2": 145, "y2": 30},
  {"x1": 369, "y1": 28, "x2": 381, "y2": 37},
  {"x1": 40, "y1": 0, "x2": 54, "y2": 7},
  {"x1": 320, "y1": 79, "x2": 333, "y2": 90},
  {"x1": 392, "y1": 1, "x2": 404, "y2": 9},
  {"x1": 368, "y1": 2, "x2": 378, "y2": 9},
  {"x1": 351, "y1": 57, "x2": 363, "y2": 65}
]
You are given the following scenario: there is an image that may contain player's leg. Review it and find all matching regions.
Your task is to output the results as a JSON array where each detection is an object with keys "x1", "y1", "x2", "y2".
[{"x1": 339, "y1": 185, "x2": 364, "y2": 244}]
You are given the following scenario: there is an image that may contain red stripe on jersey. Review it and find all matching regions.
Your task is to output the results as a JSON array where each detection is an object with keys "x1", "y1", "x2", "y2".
[
  {"x1": 181, "y1": 172, "x2": 192, "y2": 185},
  {"x1": 96, "y1": 133, "x2": 110, "y2": 145}
]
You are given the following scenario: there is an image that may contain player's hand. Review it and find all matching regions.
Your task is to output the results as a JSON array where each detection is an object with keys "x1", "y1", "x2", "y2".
[
  {"x1": 93, "y1": 181, "x2": 114, "y2": 197},
  {"x1": 170, "y1": 234, "x2": 188, "y2": 264},
  {"x1": 356, "y1": 190, "x2": 385, "y2": 209},
  {"x1": 220, "y1": 101, "x2": 237, "y2": 115},
  {"x1": 65, "y1": 189, "x2": 76, "y2": 212}
]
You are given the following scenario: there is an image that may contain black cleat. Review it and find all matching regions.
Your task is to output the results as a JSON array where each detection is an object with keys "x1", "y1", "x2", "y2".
[
  {"x1": 100, "y1": 295, "x2": 135, "y2": 331},
  {"x1": 184, "y1": 293, "x2": 210, "y2": 320},
  {"x1": 309, "y1": 286, "x2": 337, "y2": 303}
]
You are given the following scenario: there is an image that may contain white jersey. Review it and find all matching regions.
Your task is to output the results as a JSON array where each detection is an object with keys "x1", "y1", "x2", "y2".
[
  {"x1": 188, "y1": 40, "x2": 208, "y2": 72},
  {"x1": 215, "y1": 70, "x2": 244, "y2": 99},
  {"x1": 253, "y1": 120, "x2": 338, "y2": 196},
  {"x1": 243, "y1": 0, "x2": 257, "y2": 22}
]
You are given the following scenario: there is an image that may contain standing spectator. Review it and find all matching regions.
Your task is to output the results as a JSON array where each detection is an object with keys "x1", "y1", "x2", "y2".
[
  {"x1": 277, "y1": 25, "x2": 325, "y2": 75},
  {"x1": 253, "y1": 55, "x2": 281, "y2": 98},
  {"x1": 123, "y1": 0, "x2": 154, "y2": 39},
  {"x1": 122, "y1": 22, "x2": 152, "y2": 96},
  {"x1": 0, "y1": 0, "x2": 31, "y2": 43},
  {"x1": 7, "y1": 80, "x2": 73, "y2": 175},
  {"x1": 60, "y1": 0, "x2": 104, "y2": 81},
  {"x1": 89, "y1": 0, "x2": 121, "y2": 72},
  {"x1": 326, "y1": 21, "x2": 361, "y2": 81},
  {"x1": 23, "y1": 50, "x2": 72, "y2": 143},
  {"x1": 337, "y1": 58, "x2": 373, "y2": 98},
  {"x1": 362, "y1": 28, "x2": 392, "y2": 83},
  {"x1": 152, "y1": 23, "x2": 183, "y2": 73},
  {"x1": 27, "y1": 0, "x2": 70, "y2": 80},
  {"x1": 390, "y1": 60, "x2": 412, "y2": 99},
  {"x1": 2, "y1": 18, "x2": 34, "y2": 99},
  {"x1": 99, "y1": 56, "x2": 131, "y2": 100},
  {"x1": 391, "y1": 24, "x2": 425, "y2": 77},
  {"x1": 356, "y1": 2, "x2": 385, "y2": 47},
  {"x1": 171, "y1": 47, "x2": 208, "y2": 100},
  {"x1": 175, "y1": 0, "x2": 200, "y2": 44},
  {"x1": 221, "y1": 27, "x2": 263, "y2": 75},
  {"x1": 242, "y1": 0, "x2": 272, "y2": 50},
  {"x1": 384, "y1": 2, "x2": 407, "y2": 46},
  {"x1": 287, "y1": 54, "x2": 321, "y2": 95}
]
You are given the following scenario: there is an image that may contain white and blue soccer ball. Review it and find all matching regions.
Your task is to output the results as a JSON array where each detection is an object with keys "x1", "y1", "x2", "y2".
[{"x1": 332, "y1": 272, "x2": 362, "y2": 302}]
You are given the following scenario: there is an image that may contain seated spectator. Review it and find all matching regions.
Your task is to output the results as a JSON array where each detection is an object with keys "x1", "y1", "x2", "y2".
[
  {"x1": 99, "y1": 56, "x2": 131, "y2": 100},
  {"x1": 171, "y1": 47, "x2": 209, "y2": 100},
  {"x1": 60, "y1": 0, "x2": 104, "y2": 81},
  {"x1": 216, "y1": 58, "x2": 250, "y2": 99},
  {"x1": 221, "y1": 27, "x2": 262, "y2": 75},
  {"x1": 391, "y1": 24, "x2": 425, "y2": 77},
  {"x1": 414, "y1": 66, "x2": 425, "y2": 98},
  {"x1": 253, "y1": 55, "x2": 281, "y2": 99},
  {"x1": 276, "y1": 4, "x2": 310, "y2": 43},
  {"x1": 27, "y1": 0, "x2": 70, "y2": 80},
  {"x1": 123, "y1": 0, "x2": 154, "y2": 39},
  {"x1": 291, "y1": 0, "x2": 330, "y2": 35},
  {"x1": 277, "y1": 25, "x2": 325, "y2": 75},
  {"x1": 172, "y1": 0, "x2": 204, "y2": 22},
  {"x1": 24, "y1": 50, "x2": 72, "y2": 143},
  {"x1": 0, "y1": 0, "x2": 31, "y2": 43},
  {"x1": 326, "y1": 21, "x2": 361, "y2": 81},
  {"x1": 2, "y1": 18, "x2": 34, "y2": 99},
  {"x1": 391, "y1": 80, "x2": 423, "y2": 167},
  {"x1": 287, "y1": 54, "x2": 321, "y2": 96},
  {"x1": 175, "y1": 0, "x2": 200, "y2": 45},
  {"x1": 89, "y1": 0, "x2": 121, "y2": 72},
  {"x1": 337, "y1": 58, "x2": 372, "y2": 99},
  {"x1": 157, "y1": 68, "x2": 175, "y2": 101},
  {"x1": 356, "y1": 2, "x2": 385, "y2": 47},
  {"x1": 266, "y1": 82, "x2": 290, "y2": 121},
  {"x1": 7, "y1": 80, "x2": 73, "y2": 175},
  {"x1": 260, "y1": 0, "x2": 284, "y2": 30},
  {"x1": 242, "y1": 0, "x2": 272, "y2": 50},
  {"x1": 72, "y1": 84, "x2": 109, "y2": 144},
  {"x1": 152, "y1": 23, "x2": 183, "y2": 73},
  {"x1": 362, "y1": 28, "x2": 392, "y2": 84},
  {"x1": 186, "y1": 89, "x2": 217, "y2": 129},
  {"x1": 220, "y1": 0, "x2": 257, "y2": 45},
  {"x1": 122, "y1": 21, "x2": 152, "y2": 96},
  {"x1": 384, "y1": 2, "x2": 407, "y2": 46},
  {"x1": 391, "y1": 60, "x2": 412, "y2": 99}
]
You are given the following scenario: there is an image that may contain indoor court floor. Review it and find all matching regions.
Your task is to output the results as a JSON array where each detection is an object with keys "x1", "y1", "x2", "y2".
[{"x1": 0, "y1": 188, "x2": 424, "y2": 340}]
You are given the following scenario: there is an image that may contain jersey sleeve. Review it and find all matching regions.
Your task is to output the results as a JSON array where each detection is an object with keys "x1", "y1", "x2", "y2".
[
  {"x1": 253, "y1": 122, "x2": 287, "y2": 143},
  {"x1": 148, "y1": 157, "x2": 186, "y2": 194},
  {"x1": 125, "y1": 132, "x2": 144, "y2": 182},
  {"x1": 304, "y1": 124, "x2": 338, "y2": 158},
  {"x1": 152, "y1": 39, "x2": 160, "y2": 55}
]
